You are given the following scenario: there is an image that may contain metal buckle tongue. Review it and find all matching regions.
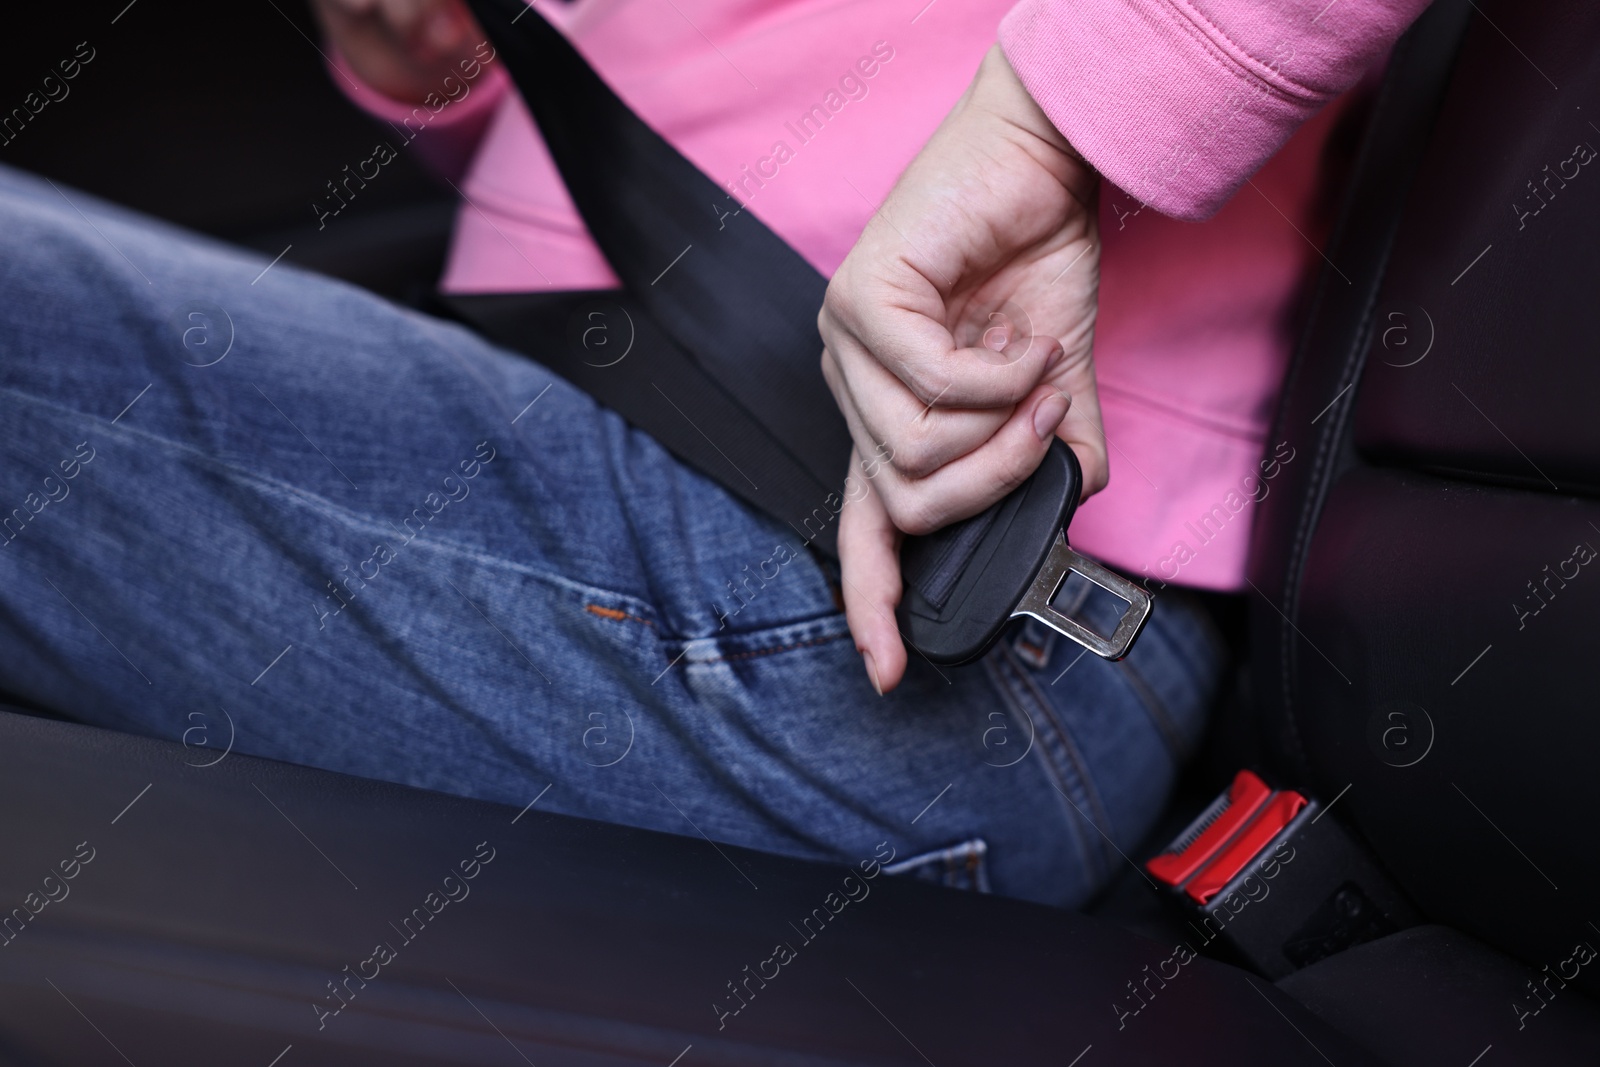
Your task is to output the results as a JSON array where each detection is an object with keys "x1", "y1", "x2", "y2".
[{"x1": 1011, "y1": 532, "x2": 1152, "y2": 660}]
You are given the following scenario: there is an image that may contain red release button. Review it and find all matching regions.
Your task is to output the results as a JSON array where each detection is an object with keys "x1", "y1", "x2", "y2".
[
  {"x1": 1183, "y1": 789, "x2": 1307, "y2": 904},
  {"x1": 1146, "y1": 770, "x2": 1272, "y2": 888}
]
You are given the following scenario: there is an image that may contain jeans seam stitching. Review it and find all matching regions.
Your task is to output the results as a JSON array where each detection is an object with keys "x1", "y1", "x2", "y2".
[
  {"x1": 986, "y1": 645, "x2": 1108, "y2": 882},
  {"x1": 1009, "y1": 649, "x2": 1119, "y2": 878},
  {"x1": 1115, "y1": 656, "x2": 1188, "y2": 763}
]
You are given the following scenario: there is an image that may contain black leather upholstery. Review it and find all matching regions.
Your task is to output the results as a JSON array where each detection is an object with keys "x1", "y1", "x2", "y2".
[
  {"x1": 1249, "y1": 0, "x2": 1600, "y2": 1019},
  {"x1": 0, "y1": 709, "x2": 1379, "y2": 1066},
  {"x1": 1280, "y1": 926, "x2": 1600, "y2": 1067},
  {"x1": 1354, "y1": 3, "x2": 1600, "y2": 493}
]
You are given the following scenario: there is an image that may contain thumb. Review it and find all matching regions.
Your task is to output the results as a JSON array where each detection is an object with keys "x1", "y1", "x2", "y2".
[
  {"x1": 837, "y1": 461, "x2": 908, "y2": 694},
  {"x1": 1047, "y1": 344, "x2": 1109, "y2": 500}
]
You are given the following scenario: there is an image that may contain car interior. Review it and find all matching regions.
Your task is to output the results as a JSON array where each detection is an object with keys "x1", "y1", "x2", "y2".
[{"x1": 0, "y1": 0, "x2": 1596, "y2": 1063}]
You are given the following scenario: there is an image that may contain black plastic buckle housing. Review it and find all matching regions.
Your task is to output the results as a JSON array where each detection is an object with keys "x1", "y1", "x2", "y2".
[{"x1": 1146, "y1": 770, "x2": 1420, "y2": 978}]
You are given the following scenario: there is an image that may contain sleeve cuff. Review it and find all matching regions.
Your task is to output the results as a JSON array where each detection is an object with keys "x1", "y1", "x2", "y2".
[{"x1": 1000, "y1": 0, "x2": 1419, "y2": 220}]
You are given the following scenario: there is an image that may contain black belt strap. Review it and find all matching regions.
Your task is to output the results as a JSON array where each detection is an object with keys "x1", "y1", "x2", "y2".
[
  {"x1": 453, "y1": 0, "x2": 1018, "y2": 599},
  {"x1": 446, "y1": 286, "x2": 856, "y2": 553},
  {"x1": 455, "y1": 0, "x2": 851, "y2": 556}
]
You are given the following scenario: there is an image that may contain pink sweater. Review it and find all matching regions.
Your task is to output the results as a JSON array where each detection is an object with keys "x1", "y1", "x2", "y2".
[{"x1": 335, "y1": 0, "x2": 1427, "y2": 591}]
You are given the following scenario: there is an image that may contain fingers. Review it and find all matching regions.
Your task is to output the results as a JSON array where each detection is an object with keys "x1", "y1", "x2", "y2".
[
  {"x1": 376, "y1": 0, "x2": 432, "y2": 36},
  {"x1": 320, "y1": 0, "x2": 423, "y2": 31},
  {"x1": 326, "y1": 0, "x2": 470, "y2": 57},
  {"x1": 822, "y1": 284, "x2": 1067, "y2": 412},
  {"x1": 821, "y1": 344, "x2": 1019, "y2": 480},
  {"x1": 1045, "y1": 341, "x2": 1111, "y2": 500},
  {"x1": 315, "y1": 0, "x2": 485, "y2": 103},
  {"x1": 828, "y1": 358, "x2": 1072, "y2": 536},
  {"x1": 368, "y1": 0, "x2": 466, "y2": 55},
  {"x1": 881, "y1": 382, "x2": 1069, "y2": 533},
  {"x1": 833, "y1": 371, "x2": 1096, "y2": 700},
  {"x1": 838, "y1": 457, "x2": 908, "y2": 694},
  {"x1": 412, "y1": 0, "x2": 474, "y2": 57}
]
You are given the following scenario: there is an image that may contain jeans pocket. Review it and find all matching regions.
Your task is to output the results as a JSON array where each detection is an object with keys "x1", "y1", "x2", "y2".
[{"x1": 882, "y1": 838, "x2": 992, "y2": 893}]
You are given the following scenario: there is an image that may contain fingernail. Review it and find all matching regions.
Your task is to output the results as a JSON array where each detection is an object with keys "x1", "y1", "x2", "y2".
[
  {"x1": 862, "y1": 650, "x2": 883, "y2": 696},
  {"x1": 1033, "y1": 392, "x2": 1069, "y2": 440},
  {"x1": 1046, "y1": 343, "x2": 1066, "y2": 370}
]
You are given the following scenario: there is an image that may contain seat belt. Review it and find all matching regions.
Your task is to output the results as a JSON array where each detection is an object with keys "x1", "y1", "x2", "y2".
[
  {"x1": 448, "y1": 0, "x2": 851, "y2": 557},
  {"x1": 448, "y1": 0, "x2": 1151, "y2": 664}
]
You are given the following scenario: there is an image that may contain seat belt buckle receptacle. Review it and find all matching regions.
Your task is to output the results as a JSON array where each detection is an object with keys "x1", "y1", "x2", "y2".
[{"x1": 1145, "y1": 770, "x2": 1419, "y2": 979}]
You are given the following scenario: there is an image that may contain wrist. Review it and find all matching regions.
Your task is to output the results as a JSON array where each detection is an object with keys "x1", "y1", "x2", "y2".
[{"x1": 971, "y1": 45, "x2": 1096, "y2": 191}]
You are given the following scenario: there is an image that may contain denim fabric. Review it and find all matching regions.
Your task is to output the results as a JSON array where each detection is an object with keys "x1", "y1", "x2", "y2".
[
  {"x1": 884, "y1": 839, "x2": 994, "y2": 894},
  {"x1": 0, "y1": 165, "x2": 1223, "y2": 908}
]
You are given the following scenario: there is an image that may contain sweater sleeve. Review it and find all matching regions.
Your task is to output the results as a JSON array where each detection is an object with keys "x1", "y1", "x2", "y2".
[
  {"x1": 999, "y1": 0, "x2": 1430, "y2": 220},
  {"x1": 325, "y1": 45, "x2": 511, "y2": 185}
]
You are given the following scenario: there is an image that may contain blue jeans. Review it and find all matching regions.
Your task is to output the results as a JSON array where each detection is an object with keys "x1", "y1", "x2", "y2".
[{"x1": 0, "y1": 165, "x2": 1222, "y2": 907}]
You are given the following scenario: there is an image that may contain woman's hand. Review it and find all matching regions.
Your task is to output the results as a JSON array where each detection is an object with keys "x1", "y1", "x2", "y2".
[
  {"x1": 310, "y1": 0, "x2": 487, "y2": 104},
  {"x1": 820, "y1": 44, "x2": 1106, "y2": 695}
]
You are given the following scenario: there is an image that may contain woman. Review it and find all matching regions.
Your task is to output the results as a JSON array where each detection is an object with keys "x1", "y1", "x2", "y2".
[{"x1": 0, "y1": 0, "x2": 1423, "y2": 906}]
